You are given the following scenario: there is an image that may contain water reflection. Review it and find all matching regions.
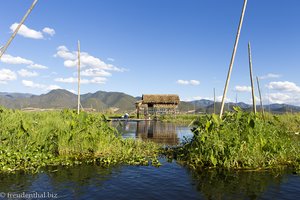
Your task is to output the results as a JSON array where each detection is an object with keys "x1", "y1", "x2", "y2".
[
  {"x1": 189, "y1": 168, "x2": 300, "y2": 200},
  {"x1": 1, "y1": 163, "x2": 300, "y2": 199},
  {"x1": 112, "y1": 121, "x2": 193, "y2": 146}
]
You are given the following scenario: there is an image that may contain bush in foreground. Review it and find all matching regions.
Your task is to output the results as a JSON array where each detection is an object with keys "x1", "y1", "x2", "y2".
[
  {"x1": 170, "y1": 107, "x2": 300, "y2": 170},
  {"x1": 0, "y1": 107, "x2": 160, "y2": 173}
]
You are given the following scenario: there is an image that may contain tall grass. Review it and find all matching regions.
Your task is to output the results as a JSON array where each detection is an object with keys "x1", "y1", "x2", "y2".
[
  {"x1": 0, "y1": 107, "x2": 160, "y2": 173},
  {"x1": 168, "y1": 107, "x2": 300, "y2": 170}
]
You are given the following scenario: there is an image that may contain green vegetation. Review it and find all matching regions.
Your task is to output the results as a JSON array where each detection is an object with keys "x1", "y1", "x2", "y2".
[
  {"x1": 167, "y1": 107, "x2": 300, "y2": 170},
  {"x1": 0, "y1": 107, "x2": 160, "y2": 173},
  {"x1": 2, "y1": 104, "x2": 300, "y2": 174},
  {"x1": 159, "y1": 114, "x2": 200, "y2": 125}
]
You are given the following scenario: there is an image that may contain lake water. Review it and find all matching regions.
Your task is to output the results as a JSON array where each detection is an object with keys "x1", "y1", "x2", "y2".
[
  {"x1": 112, "y1": 121, "x2": 194, "y2": 146},
  {"x1": 1, "y1": 121, "x2": 300, "y2": 199}
]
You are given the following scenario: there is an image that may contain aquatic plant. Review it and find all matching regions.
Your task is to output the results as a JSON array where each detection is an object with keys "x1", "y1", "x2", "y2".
[
  {"x1": 169, "y1": 107, "x2": 300, "y2": 170},
  {"x1": 0, "y1": 107, "x2": 160, "y2": 173}
]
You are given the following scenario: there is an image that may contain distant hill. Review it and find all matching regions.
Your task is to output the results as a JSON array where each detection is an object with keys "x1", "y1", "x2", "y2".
[
  {"x1": 0, "y1": 89, "x2": 299, "y2": 114},
  {"x1": 182, "y1": 99, "x2": 300, "y2": 114},
  {"x1": 0, "y1": 89, "x2": 137, "y2": 112},
  {"x1": 81, "y1": 91, "x2": 137, "y2": 112}
]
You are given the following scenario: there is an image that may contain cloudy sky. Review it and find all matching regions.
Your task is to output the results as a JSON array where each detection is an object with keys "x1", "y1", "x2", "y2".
[{"x1": 0, "y1": 0, "x2": 300, "y2": 105}]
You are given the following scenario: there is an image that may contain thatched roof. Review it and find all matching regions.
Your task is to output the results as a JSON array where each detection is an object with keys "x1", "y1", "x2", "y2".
[{"x1": 142, "y1": 94, "x2": 180, "y2": 105}]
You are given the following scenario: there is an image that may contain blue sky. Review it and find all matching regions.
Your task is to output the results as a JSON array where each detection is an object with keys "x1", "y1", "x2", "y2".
[{"x1": 1, "y1": 0, "x2": 300, "y2": 105}]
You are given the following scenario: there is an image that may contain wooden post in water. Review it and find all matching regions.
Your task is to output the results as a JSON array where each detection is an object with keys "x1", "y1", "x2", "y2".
[
  {"x1": 0, "y1": 0, "x2": 38, "y2": 59},
  {"x1": 77, "y1": 40, "x2": 81, "y2": 115},
  {"x1": 256, "y1": 76, "x2": 265, "y2": 118},
  {"x1": 248, "y1": 42, "x2": 257, "y2": 114},
  {"x1": 219, "y1": 0, "x2": 248, "y2": 118}
]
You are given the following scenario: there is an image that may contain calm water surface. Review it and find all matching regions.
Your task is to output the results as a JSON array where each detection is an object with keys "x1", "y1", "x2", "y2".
[{"x1": 1, "y1": 121, "x2": 300, "y2": 200}]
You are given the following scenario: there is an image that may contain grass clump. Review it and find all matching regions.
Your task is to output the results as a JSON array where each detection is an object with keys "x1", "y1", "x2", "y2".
[
  {"x1": 0, "y1": 107, "x2": 160, "y2": 173},
  {"x1": 159, "y1": 114, "x2": 200, "y2": 125},
  {"x1": 169, "y1": 107, "x2": 300, "y2": 170}
]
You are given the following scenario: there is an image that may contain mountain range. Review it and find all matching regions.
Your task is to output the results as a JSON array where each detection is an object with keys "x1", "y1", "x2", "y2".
[{"x1": 0, "y1": 89, "x2": 299, "y2": 114}]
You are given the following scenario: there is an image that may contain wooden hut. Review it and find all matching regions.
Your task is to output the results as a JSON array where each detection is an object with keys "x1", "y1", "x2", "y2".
[{"x1": 136, "y1": 94, "x2": 180, "y2": 118}]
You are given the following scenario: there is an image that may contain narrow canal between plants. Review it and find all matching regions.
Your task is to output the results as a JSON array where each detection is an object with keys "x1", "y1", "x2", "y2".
[{"x1": 1, "y1": 121, "x2": 300, "y2": 199}]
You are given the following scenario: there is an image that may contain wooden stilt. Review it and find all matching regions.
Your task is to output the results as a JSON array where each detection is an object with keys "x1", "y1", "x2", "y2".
[
  {"x1": 77, "y1": 40, "x2": 81, "y2": 115},
  {"x1": 219, "y1": 0, "x2": 248, "y2": 118},
  {"x1": 256, "y1": 76, "x2": 265, "y2": 118},
  {"x1": 248, "y1": 42, "x2": 257, "y2": 114},
  {"x1": 0, "y1": 0, "x2": 38, "y2": 59}
]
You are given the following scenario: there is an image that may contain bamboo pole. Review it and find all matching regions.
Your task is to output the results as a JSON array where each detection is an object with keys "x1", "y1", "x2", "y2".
[
  {"x1": 213, "y1": 88, "x2": 216, "y2": 114},
  {"x1": 256, "y1": 76, "x2": 265, "y2": 118},
  {"x1": 219, "y1": 0, "x2": 248, "y2": 118},
  {"x1": 0, "y1": 0, "x2": 38, "y2": 59},
  {"x1": 248, "y1": 42, "x2": 257, "y2": 114},
  {"x1": 77, "y1": 40, "x2": 81, "y2": 115}
]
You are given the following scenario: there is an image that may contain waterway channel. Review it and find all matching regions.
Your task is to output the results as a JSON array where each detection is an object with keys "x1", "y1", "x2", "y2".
[{"x1": 1, "y1": 121, "x2": 300, "y2": 199}]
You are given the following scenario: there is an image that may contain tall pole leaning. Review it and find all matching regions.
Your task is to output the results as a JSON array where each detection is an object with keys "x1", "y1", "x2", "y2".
[
  {"x1": 77, "y1": 40, "x2": 81, "y2": 115},
  {"x1": 248, "y1": 42, "x2": 257, "y2": 114},
  {"x1": 0, "y1": 0, "x2": 38, "y2": 59},
  {"x1": 256, "y1": 76, "x2": 265, "y2": 118},
  {"x1": 219, "y1": 0, "x2": 248, "y2": 118}
]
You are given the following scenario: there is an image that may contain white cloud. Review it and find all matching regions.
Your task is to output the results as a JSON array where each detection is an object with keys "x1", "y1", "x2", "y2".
[
  {"x1": 54, "y1": 77, "x2": 90, "y2": 84},
  {"x1": 263, "y1": 81, "x2": 300, "y2": 105},
  {"x1": 0, "y1": 69, "x2": 17, "y2": 84},
  {"x1": 64, "y1": 60, "x2": 77, "y2": 67},
  {"x1": 234, "y1": 85, "x2": 251, "y2": 92},
  {"x1": 55, "y1": 46, "x2": 77, "y2": 60},
  {"x1": 177, "y1": 80, "x2": 189, "y2": 85},
  {"x1": 260, "y1": 73, "x2": 281, "y2": 80},
  {"x1": 81, "y1": 68, "x2": 111, "y2": 77},
  {"x1": 190, "y1": 80, "x2": 200, "y2": 85},
  {"x1": 9, "y1": 23, "x2": 55, "y2": 39},
  {"x1": 54, "y1": 77, "x2": 78, "y2": 83},
  {"x1": 1, "y1": 54, "x2": 48, "y2": 69},
  {"x1": 268, "y1": 93, "x2": 291, "y2": 104},
  {"x1": 46, "y1": 85, "x2": 61, "y2": 91},
  {"x1": 267, "y1": 81, "x2": 300, "y2": 93},
  {"x1": 1, "y1": 54, "x2": 33, "y2": 65},
  {"x1": 10, "y1": 23, "x2": 43, "y2": 39},
  {"x1": 67, "y1": 89, "x2": 76, "y2": 94},
  {"x1": 54, "y1": 45, "x2": 124, "y2": 84},
  {"x1": 27, "y1": 63, "x2": 48, "y2": 69},
  {"x1": 42, "y1": 27, "x2": 55, "y2": 36},
  {"x1": 107, "y1": 57, "x2": 115, "y2": 62},
  {"x1": 54, "y1": 45, "x2": 125, "y2": 71},
  {"x1": 177, "y1": 79, "x2": 200, "y2": 86},
  {"x1": 192, "y1": 96, "x2": 202, "y2": 100},
  {"x1": 22, "y1": 80, "x2": 45, "y2": 89},
  {"x1": 216, "y1": 95, "x2": 231, "y2": 102},
  {"x1": 22, "y1": 80, "x2": 61, "y2": 91},
  {"x1": 184, "y1": 95, "x2": 230, "y2": 102},
  {"x1": 55, "y1": 76, "x2": 107, "y2": 84},
  {"x1": 18, "y1": 69, "x2": 38, "y2": 77},
  {"x1": 90, "y1": 77, "x2": 107, "y2": 84}
]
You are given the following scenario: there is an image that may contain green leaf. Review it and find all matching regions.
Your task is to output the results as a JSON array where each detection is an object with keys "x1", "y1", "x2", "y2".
[{"x1": 210, "y1": 154, "x2": 217, "y2": 166}]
